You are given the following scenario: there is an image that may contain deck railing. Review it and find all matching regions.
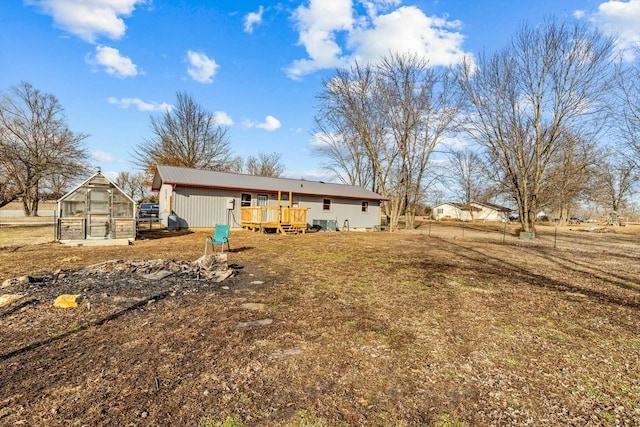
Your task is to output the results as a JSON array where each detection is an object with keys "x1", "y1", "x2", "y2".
[{"x1": 240, "y1": 206, "x2": 307, "y2": 231}]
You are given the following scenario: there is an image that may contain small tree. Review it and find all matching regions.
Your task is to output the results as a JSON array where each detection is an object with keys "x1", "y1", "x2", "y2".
[
  {"x1": 593, "y1": 153, "x2": 637, "y2": 214},
  {"x1": 446, "y1": 149, "x2": 487, "y2": 203},
  {"x1": 537, "y1": 132, "x2": 600, "y2": 225},
  {"x1": 245, "y1": 152, "x2": 285, "y2": 177},
  {"x1": 115, "y1": 171, "x2": 153, "y2": 202},
  {"x1": 134, "y1": 92, "x2": 235, "y2": 173}
]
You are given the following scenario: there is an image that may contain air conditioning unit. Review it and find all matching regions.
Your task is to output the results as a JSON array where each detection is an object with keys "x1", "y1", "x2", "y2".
[{"x1": 312, "y1": 220, "x2": 337, "y2": 231}]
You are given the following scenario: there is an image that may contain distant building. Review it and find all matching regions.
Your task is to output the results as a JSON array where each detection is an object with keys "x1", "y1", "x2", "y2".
[
  {"x1": 432, "y1": 201, "x2": 511, "y2": 222},
  {"x1": 151, "y1": 165, "x2": 388, "y2": 232}
]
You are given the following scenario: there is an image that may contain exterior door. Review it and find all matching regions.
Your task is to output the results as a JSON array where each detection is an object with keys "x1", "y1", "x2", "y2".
[
  {"x1": 87, "y1": 188, "x2": 111, "y2": 238},
  {"x1": 257, "y1": 194, "x2": 269, "y2": 222}
]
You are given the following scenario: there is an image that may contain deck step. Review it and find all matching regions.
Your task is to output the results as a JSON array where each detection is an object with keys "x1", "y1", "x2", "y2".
[{"x1": 279, "y1": 224, "x2": 300, "y2": 235}]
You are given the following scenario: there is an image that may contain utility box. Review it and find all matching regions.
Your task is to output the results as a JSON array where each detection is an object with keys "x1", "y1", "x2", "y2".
[
  {"x1": 313, "y1": 219, "x2": 338, "y2": 231},
  {"x1": 168, "y1": 214, "x2": 179, "y2": 231},
  {"x1": 519, "y1": 231, "x2": 535, "y2": 240}
]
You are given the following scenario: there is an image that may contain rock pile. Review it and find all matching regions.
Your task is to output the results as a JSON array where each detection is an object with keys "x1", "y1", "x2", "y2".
[{"x1": 0, "y1": 254, "x2": 237, "y2": 311}]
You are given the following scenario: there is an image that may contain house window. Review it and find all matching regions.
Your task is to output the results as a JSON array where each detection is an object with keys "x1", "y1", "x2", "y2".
[
  {"x1": 361, "y1": 201, "x2": 369, "y2": 213},
  {"x1": 241, "y1": 194, "x2": 251, "y2": 207},
  {"x1": 257, "y1": 194, "x2": 268, "y2": 206},
  {"x1": 323, "y1": 198, "x2": 331, "y2": 211}
]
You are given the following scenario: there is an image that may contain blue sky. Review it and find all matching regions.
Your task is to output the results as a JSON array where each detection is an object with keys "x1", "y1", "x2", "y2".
[{"x1": 2, "y1": 0, "x2": 638, "y2": 182}]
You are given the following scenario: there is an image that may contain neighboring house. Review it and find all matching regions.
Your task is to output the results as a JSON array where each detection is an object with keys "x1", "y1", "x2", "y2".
[
  {"x1": 432, "y1": 201, "x2": 511, "y2": 222},
  {"x1": 57, "y1": 171, "x2": 136, "y2": 241},
  {"x1": 151, "y1": 165, "x2": 387, "y2": 232}
]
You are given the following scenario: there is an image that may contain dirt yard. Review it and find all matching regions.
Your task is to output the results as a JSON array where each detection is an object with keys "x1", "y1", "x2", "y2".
[{"x1": 1, "y1": 225, "x2": 639, "y2": 426}]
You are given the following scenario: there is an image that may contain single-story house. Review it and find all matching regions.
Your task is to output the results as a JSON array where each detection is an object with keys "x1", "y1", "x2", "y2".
[
  {"x1": 151, "y1": 165, "x2": 388, "y2": 232},
  {"x1": 432, "y1": 201, "x2": 511, "y2": 222},
  {"x1": 57, "y1": 171, "x2": 136, "y2": 241}
]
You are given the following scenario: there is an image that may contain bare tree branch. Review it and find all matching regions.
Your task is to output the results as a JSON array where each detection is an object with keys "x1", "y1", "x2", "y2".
[
  {"x1": 314, "y1": 52, "x2": 460, "y2": 230},
  {"x1": 245, "y1": 152, "x2": 285, "y2": 177},
  {"x1": 458, "y1": 18, "x2": 615, "y2": 233},
  {"x1": 0, "y1": 81, "x2": 89, "y2": 214},
  {"x1": 134, "y1": 92, "x2": 234, "y2": 174}
]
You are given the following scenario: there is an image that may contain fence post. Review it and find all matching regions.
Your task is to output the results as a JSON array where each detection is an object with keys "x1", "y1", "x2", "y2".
[{"x1": 503, "y1": 221, "x2": 507, "y2": 243}]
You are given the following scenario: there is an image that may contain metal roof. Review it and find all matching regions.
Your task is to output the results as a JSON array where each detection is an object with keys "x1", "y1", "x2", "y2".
[
  {"x1": 152, "y1": 165, "x2": 387, "y2": 201},
  {"x1": 433, "y1": 201, "x2": 511, "y2": 212}
]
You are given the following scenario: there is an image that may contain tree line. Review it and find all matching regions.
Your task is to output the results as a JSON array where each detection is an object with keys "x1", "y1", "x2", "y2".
[
  {"x1": 2, "y1": 17, "x2": 639, "y2": 232},
  {"x1": 0, "y1": 87, "x2": 285, "y2": 213},
  {"x1": 313, "y1": 18, "x2": 640, "y2": 232}
]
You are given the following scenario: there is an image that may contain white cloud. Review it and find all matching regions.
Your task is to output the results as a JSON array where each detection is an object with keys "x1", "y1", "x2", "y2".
[
  {"x1": 213, "y1": 111, "x2": 233, "y2": 126},
  {"x1": 244, "y1": 115, "x2": 281, "y2": 131},
  {"x1": 349, "y1": 7, "x2": 467, "y2": 66},
  {"x1": 436, "y1": 135, "x2": 470, "y2": 151},
  {"x1": 286, "y1": 0, "x2": 471, "y2": 79},
  {"x1": 287, "y1": 0, "x2": 354, "y2": 79},
  {"x1": 26, "y1": 0, "x2": 146, "y2": 43},
  {"x1": 258, "y1": 115, "x2": 281, "y2": 131},
  {"x1": 282, "y1": 168, "x2": 337, "y2": 182},
  {"x1": 186, "y1": 50, "x2": 218, "y2": 83},
  {"x1": 244, "y1": 6, "x2": 264, "y2": 34},
  {"x1": 578, "y1": 0, "x2": 640, "y2": 61},
  {"x1": 103, "y1": 170, "x2": 120, "y2": 182},
  {"x1": 92, "y1": 150, "x2": 117, "y2": 162},
  {"x1": 107, "y1": 97, "x2": 173, "y2": 112},
  {"x1": 88, "y1": 46, "x2": 138, "y2": 78},
  {"x1": 309, "y1": 131, "x2": 343, "y2": 149}
]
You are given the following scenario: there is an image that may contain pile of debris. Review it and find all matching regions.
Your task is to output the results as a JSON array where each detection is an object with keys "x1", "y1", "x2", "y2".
[
  {"x1": 0, "y1": 253, "x2": 237, "y2": 311},
  {"x1": 579, "y1": 227, "x2": 615, "y2": 233}
]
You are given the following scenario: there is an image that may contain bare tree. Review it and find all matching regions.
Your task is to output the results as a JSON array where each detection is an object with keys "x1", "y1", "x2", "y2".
[
  {"x1": 115, "y1": 171, "x2": 153, "y2": 202},
  {"x1": 313, "y1": 64, "x2": 382, "y2": 192},
  {"x1": 114, "y1": 171, "x2": 133, "y2": 197},
  {"x1": 616, "y1": 49, "x2": 640, "y2": 164},
  {"x1": 245, "y1": 152, "x2": 285, "y2": 177},
  {"x1": 134, "y1": 92, "x2": 235, "y2": 174},
  {"x1": 40, "y1": 174, "x2": 76, "y2": 201},
  {"x1": 315, "y1": 52, "x2": 459, "y2": 230},
  {"x1": 446, "y1": 149, "x2": 487, "y2": 204},
  {"x1": 312, "y1": 123, "x2": 377, "y2": 190},
  {"x1": 593, "y1": 153, "x2": 637, "y2": 214},
  {"x1": 458, "y1": 19, "x2": 615, "y2": 234},
  {"x1": 538, "y1": 132, "x2": 601, "y2": 224},
  {"x1": 0, "y1": 82, "x2": 89, "y2": 214}
]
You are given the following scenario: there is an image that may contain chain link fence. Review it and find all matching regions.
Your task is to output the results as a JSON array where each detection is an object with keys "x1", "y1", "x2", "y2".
[
  {"x1": 407, "y1": 220, "x2": 640, "y2": 257},
  {"x1": 1, "y1": 204, "x2": 163, "y2": 246}
]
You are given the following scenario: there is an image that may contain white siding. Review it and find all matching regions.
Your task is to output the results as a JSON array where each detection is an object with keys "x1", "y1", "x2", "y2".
[
  {"x1": 433, "y1": 204, "x2": 467, "y2": 221},
  {"x1": 433, "y1": 203, "x2": 508, "y2": 222},
  {"x1": 470, "y1": 203, "x2": 508, "y2": 222}
]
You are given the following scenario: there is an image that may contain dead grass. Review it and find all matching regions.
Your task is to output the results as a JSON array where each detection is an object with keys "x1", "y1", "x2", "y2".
[
  {"x1": 0, "y1": 224, "x2": 57, "y2": 246},
  {"x1": 1, "y1": 227, "x2": 639, "y2": 425}
]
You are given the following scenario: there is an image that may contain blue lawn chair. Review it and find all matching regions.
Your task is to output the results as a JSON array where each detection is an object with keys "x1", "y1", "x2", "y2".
[{"x1": 205, "y1": 224, "x2": 230, "y2": 254}]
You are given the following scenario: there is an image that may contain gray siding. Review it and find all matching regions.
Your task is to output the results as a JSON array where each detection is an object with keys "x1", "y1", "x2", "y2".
[
  {"x1": 301, "y1": 196, "x2": 380, "y2": 229},
  {"x1": 158, "y1": 185, "x2": 382, "y2": 230},
  {"x1": 173, "y1": 187, "x2": 237, "y2": 228}
]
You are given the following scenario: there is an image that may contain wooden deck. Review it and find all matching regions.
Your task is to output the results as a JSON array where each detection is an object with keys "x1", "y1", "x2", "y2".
[{"x1": 241, "y1": 206, "x2": 307, "y2": 234}]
